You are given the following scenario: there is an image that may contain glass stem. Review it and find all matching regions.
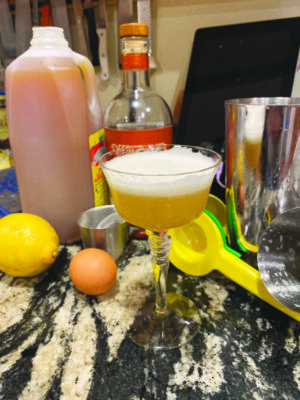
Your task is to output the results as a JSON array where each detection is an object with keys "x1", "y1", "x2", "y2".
[{"x1": 148, "y1": 231, "x2": 172, "y2": 314}]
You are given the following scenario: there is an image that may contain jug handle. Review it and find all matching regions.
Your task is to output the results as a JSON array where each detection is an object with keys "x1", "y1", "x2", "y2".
[{"x1": 71, "y1": 51, "x2": 104, "y2": 132}]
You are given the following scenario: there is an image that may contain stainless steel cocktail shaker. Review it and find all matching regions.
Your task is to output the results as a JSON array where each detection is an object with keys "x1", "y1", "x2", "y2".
[{"x1": 225, "y1": 98, "x2": 300, "y2": 261}]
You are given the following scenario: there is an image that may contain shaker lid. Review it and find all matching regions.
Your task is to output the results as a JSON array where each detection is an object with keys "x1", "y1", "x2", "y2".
[{"x1": 119, "y1": 23, "x2": 149, "y2": 37}]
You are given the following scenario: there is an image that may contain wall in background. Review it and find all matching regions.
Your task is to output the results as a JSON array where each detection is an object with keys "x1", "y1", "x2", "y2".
[{"x1": 69, "y1": 0, "x2": 300, "y2": 117}]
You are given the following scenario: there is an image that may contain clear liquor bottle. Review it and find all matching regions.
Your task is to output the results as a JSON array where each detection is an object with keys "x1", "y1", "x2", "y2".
[{"x1": 104, "y1": 23, "x2": 173, "y2": 152}]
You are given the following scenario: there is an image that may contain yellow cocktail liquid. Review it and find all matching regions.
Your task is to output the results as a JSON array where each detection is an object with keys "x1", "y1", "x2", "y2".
[
  {"x1": 103, "y1": 148, "x2": 218, "y2": 231},
  {"x1": 110, "y1": 186, "x2": 210, "y2": 231},
  {"x1": 245, "y1": 139, "x2": 262, "y2": 170}
]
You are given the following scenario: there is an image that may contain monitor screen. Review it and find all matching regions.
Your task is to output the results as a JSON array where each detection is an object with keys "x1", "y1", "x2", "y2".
[{"x1": 175, "y1": 17, "x2": 300, "y2": 156}]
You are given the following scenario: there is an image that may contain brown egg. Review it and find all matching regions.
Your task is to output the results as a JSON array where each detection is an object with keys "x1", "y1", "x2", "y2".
[{"x1": 69, "y1": 248, "x2": 117, "y2": 295}]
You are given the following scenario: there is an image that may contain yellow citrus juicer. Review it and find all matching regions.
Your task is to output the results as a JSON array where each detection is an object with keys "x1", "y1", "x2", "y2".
[{"x1": 169, "y1": 196, "x2": 300, "y2": 321}]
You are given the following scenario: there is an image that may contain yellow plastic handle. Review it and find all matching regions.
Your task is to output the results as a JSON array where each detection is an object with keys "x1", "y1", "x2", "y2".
[
  {"x1": 169, "y1": 210, "x2": 300, "y2": 321},
  {"x1": 215, "y1": 248, "x2": 300, "y2": 321},
  {"x1": 71, "y1": 51, "x2": 103, "y2": 132}
]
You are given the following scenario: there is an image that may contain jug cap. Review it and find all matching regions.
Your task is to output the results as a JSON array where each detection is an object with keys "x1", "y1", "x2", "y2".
[{"x1": 30, "y1": 27, "x2": 69, "y2": 48}]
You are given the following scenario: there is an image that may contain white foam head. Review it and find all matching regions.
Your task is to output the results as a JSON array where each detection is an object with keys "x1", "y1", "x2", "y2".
[
  {"x1": 103, "y1": 147, "x2": 219, "y2": 196},
  {"x1": 245, "y1": 105, "x2": 266, "y2": 143}
]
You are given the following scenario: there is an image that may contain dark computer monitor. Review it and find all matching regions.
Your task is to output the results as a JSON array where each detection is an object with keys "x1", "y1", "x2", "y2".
[
  {"x1": 175, "y1": 17, "x2": 300, "y2": 153},
  {"x1": 174, "y1": 17, "x2": 300, "y2": 200}
]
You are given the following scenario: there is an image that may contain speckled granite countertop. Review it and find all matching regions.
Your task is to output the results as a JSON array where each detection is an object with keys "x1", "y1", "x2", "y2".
[{"x1": 1, "y1": 237, "x2": 300, "y2": 400}]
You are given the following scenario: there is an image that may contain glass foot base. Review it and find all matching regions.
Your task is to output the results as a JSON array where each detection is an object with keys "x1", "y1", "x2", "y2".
[{"x1": 129, "y1": 292, "x2": 201, "y2": 350}]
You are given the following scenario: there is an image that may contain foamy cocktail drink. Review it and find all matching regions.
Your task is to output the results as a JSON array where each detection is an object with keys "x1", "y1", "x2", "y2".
[
  {"x1": 101, "y1": 147, "x2": 218, "y2": 231},
  {"x1": 244, "y1": 105, "x2": 265, "y2": 170},
  {"x1": 100, "y1": 145, "x2": 221, "y2": 350}
]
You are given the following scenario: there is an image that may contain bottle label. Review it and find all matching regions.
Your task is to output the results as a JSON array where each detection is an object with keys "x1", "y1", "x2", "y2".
[
  {"x1": 105, "y1": 126, "x2": 173, "y2": 152},
  {"x1": 121, "y1": 40, "x2": 148, "y2": 55},
  {"x1": 89, "y1": 128, "x2": 109, "y2": 206},
  {"x1": 0, "y1": 94, "x2": 8, "y2": 141},
  {"x1": 122, "y1": 54, "x2": 149, "y2": 70}
]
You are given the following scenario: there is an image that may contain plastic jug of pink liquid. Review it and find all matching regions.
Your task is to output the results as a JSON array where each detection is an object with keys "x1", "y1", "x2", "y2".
[{"x1": 5, "y1": 27, "x2": 108, "y2": 243}]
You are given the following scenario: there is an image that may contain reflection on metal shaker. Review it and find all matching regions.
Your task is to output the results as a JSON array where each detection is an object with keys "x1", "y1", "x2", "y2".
[{"x1": 225, "y1": 97, "x2": 300, "y2": 261}]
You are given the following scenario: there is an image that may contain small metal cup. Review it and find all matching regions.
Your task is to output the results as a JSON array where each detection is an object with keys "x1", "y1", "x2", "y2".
[{"x1": 77, "y1": 205, "x2": 129, "y2": 260}]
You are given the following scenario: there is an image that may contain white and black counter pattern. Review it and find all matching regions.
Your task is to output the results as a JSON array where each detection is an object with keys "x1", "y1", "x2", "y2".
[{"x1": 0, "y1": 239, "x2": 300, "y2": 400}]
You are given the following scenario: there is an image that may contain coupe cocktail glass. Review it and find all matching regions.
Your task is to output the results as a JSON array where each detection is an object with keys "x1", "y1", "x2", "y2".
[{"x1": 100, "y1": 145, "x2": 221, "y2": 349}]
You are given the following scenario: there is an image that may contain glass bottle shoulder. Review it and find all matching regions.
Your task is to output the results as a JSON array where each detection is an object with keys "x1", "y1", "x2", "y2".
[{"x1": 105, "y1": 88, "x2": 173, "y2": 129}]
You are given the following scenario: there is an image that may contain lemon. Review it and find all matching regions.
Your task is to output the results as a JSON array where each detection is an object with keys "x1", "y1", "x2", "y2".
[{"x1": 0, "y1": 213, "x2": 59, "y2": 277}]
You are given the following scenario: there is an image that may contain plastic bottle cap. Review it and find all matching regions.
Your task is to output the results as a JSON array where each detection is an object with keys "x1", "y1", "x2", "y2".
[
  {"x1": 30, "y1": 27, "x2": 69, "y2": 48},
  {"x1": 119, "y1": 23, "x2": 149, "y2": 37}
]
